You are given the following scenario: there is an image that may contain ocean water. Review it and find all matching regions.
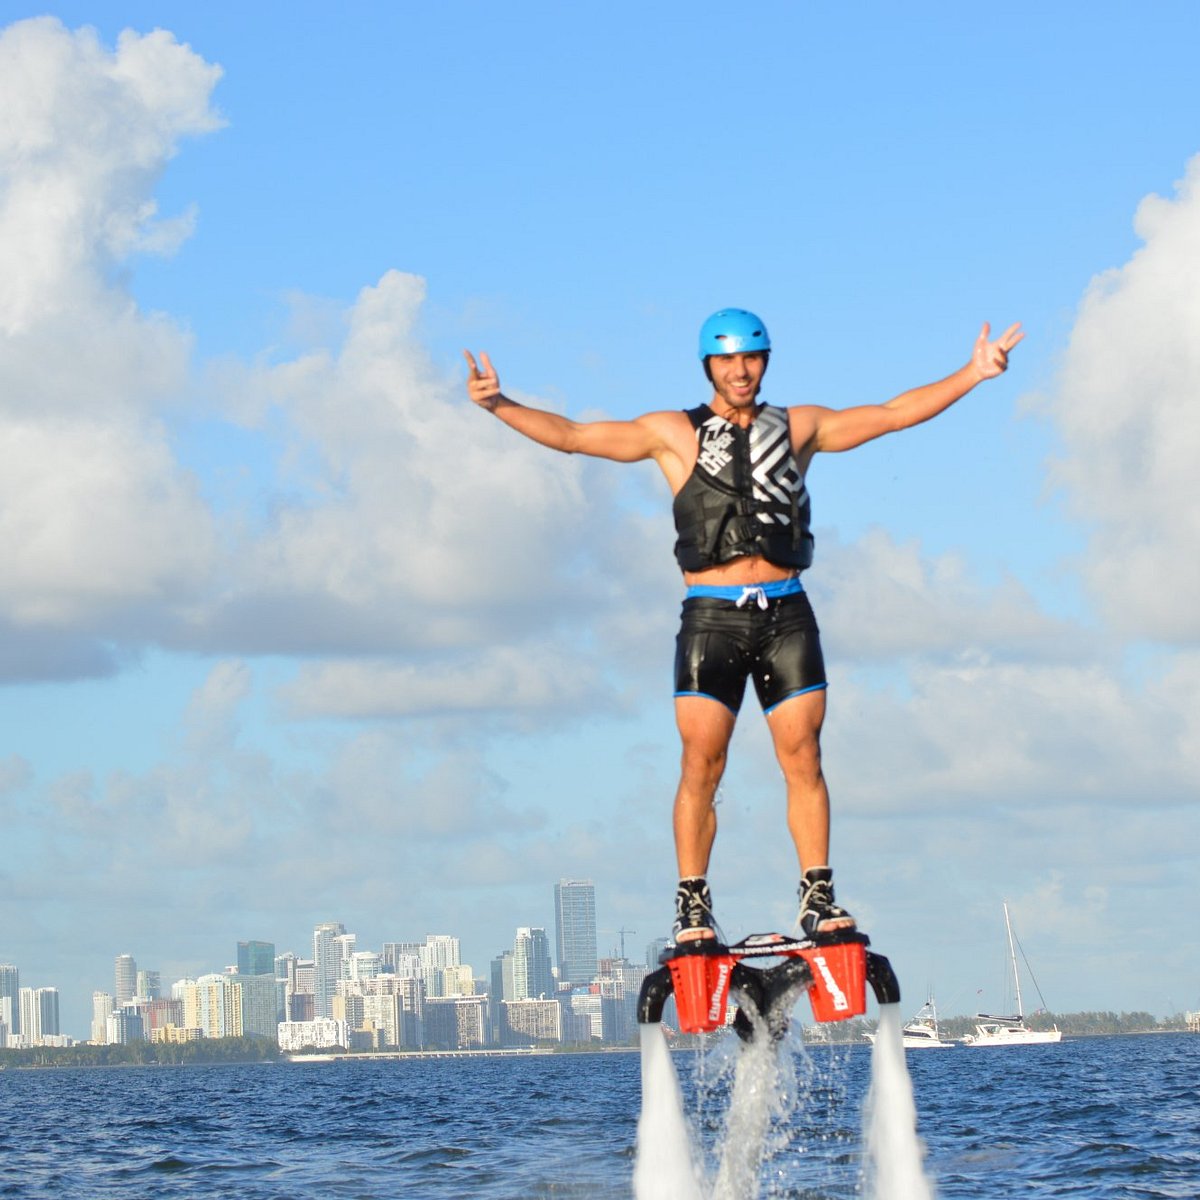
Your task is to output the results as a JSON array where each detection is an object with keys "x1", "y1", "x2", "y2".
[{"x1": 1, "y1": 1033, "x2": 1197, "y2": 1199}]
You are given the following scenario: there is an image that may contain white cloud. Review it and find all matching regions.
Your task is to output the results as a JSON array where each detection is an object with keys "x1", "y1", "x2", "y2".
[
  {"x1": 811, "y1": 528, "x2": 1087, "y2": 665},
  {"x1": 198, "y1": 269, "x2": 671, "y2": 663},
  {"x1": 0, "y1": 19, "x2": 222, "y2": 665},
  {"x1": 1038, "y1": 152, "x2": 1200, "y2": 642},
  {"x1": 0, "y1": 416, "x2": 216, "y2": 625},
  {"x1": 0, "y1": 19, "x2": 222, "y2": 333},
  {"x1": 279, "y1": 643, "x2": 611, "y2": 721},
  {"x1": 819, "y1": 656, "x2": 1197, "y2": 815}
]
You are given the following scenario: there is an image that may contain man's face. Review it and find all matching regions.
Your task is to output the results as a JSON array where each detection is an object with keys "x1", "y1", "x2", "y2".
[{"x1": 708, "y1": 351, "x2": 767, "y2": 413}]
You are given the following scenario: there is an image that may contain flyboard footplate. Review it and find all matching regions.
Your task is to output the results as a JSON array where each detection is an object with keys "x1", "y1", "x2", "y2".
[{"x1": 636, "y1": 930, "x2": 900, "y2": 1040}]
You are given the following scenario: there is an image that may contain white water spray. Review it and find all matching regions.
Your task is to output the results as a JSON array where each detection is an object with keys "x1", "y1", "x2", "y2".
[
  {"x1": 711, "y1": 1021, "x2": 795, "y2": 1200},
  {"x1": 862, "y1": 1004, "x2": 936, "y2": 1200},
  {"x1": 634, "y1": 1024, "x2": 705, "y2": 1200},
  {"x1": 635, "y1": 1002, "x2": 936, "y2": 1199}
]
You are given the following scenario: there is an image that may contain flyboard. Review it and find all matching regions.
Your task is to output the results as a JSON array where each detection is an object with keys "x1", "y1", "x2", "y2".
[
  {"x1": 632, "y1": 931, "x2": 921, "y2": 1199},
  {"x1": 638, "y1": 927, "x2": 900, "y2": 1040}
]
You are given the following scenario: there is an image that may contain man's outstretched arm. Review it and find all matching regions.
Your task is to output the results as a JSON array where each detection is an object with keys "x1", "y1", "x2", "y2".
[
  {"x1": 464, "y1": 349, "x2": 665, "y2": 463},
  {"x1": 802, "y1": 322, "x2": 1024, "y2": 455}
]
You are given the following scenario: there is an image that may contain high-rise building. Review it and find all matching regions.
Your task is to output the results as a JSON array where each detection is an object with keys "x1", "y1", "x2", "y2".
[
  {"x1": 512, "y1": 927, "x2": 555, "y2": 1000},
  {"x1": 423, "y1": 996, "x2": 487, "y2": 1050},
  {"x1": 418, "y1": 935, "x2": 460, "y2": 999},
  {"x1": 382, "y1": 942, "x2": 423, "y2": 973},
  {"x1": 136, "y1": 970, "x2": 161, "y2": 1000},
  {"x1": 490, "y1": 952, "x2": 515, "y2": 1002},
  {"x1": 174, "y1": 973, "x2": 273, "y2": 1039},
  {"x1": 106, "y1": 1008, "x2": 144, "y2": 1045},
  {"x1": 91, "y1": 992, "x2": 114, "y2": 1043},
  {"x1": 502, "y1": 997, "x2": 563, "y2": 1045},
  {"x1": 347, "y1": 951, "x2": 381, "y2": 982},
  {"x1": 312, "y1": 922, "x2": 345, "y2": 1019},
  {"x1": 333, "y1": 933, "x2": 357, "y2": 980},
  {"x1": 237, "y1": 941, "x2": 276, "y2": 976},
  {"x1": 645, "y1": 936, "x2": 671, "y2": 969},
  {"x1": 19, "y1": 987, "x2": 59, "y2": 1044},
  {"x1": 0, "y1": 964, "x2": 19, "y2": 1036},
  {"x1": 554, "y1": 879, "x2": 598, "y2": 987},
  {"x1": 114, "y1": 954, "x2": 137, "y2": 1006},
  {"x1": 230, "y1": 974, "x2": 279, "y2": 1038}
]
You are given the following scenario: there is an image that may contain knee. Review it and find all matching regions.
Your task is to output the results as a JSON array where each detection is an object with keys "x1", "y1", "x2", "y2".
[
  {"x1": 778, "y1": 731, "x2": 823, "y2": 779},
  {"x1": 679, "y1": 742, "x2": 727, "y2": 791}
]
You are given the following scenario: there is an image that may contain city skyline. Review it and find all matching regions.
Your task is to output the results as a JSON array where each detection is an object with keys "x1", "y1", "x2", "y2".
[
  {"x1": 1, "y1": 878, "x2": 634, "y2": 1042},
  {"x1": 2, "y1": 8, "x2": 1199, "y2": 1029}
]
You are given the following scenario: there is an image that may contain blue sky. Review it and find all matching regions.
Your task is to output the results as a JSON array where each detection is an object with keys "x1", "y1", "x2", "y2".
[{"x1": 3, "y1": 3, "x2": 1200, "y2": 1037}]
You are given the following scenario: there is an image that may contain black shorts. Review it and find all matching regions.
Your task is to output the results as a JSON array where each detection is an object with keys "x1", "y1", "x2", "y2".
[{"x1": 673, "y1": 590, "x2": 827, "y2": 715}]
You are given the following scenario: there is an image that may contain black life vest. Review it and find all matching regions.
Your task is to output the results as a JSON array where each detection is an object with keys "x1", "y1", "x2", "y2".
[{"x1": 672, "y1": 403, "x2": 814, "y2": 573}]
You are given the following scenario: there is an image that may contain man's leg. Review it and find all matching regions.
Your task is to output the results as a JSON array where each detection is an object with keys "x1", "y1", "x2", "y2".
[
  {"x1": 672, "y1": 695, "x2": 737, "y2": 939},
  {"x1": 764, "y1": 688, "x2": 830, "y2": 871},
  {"x1": 673, "y1": 695, "x2": 736, "y2": 874},
  {"x1": 765, "y1": 689, "x2": 855, "y2": 934}
]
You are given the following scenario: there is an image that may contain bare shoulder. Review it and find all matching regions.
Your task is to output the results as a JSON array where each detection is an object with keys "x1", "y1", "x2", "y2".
[
  {"x1": 635, "y1": 408, "x2": 695, "y2": 450},
  {"x1": 785, "y1": 403, "x2": 828, "y2": 449}
]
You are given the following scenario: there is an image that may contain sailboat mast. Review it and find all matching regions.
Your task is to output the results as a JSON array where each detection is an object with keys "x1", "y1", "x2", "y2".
[{"x1": 1003, "y1": 901, "x2": 1024, "y2": 1017}]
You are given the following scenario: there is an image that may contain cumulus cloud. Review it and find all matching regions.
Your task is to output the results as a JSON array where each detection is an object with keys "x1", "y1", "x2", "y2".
[
  {"x1": 212, "y1": 270, "x2": 656, "y2": 627},
  {"x1": 0, "y1": 18, "x2": 222, "y2": 334},
  {"x1": 818, "y1": 656, "x2": 1198, "y2": 814},
  {"x1": 0, "y1": 18, "x2": 221, "y2": 671},
  {"x1": 182, "y1": 268, "x2": 677, "y2": 723},
  {"x1": 810, "y1": 527, "x2": 1087, "y2": 665},
  {"x1": 1038, "y1": 152, "x2": 1200, "y2": 641},
  {"x1": 279, "y1": 643, "x2": 613, "y2": 721}
]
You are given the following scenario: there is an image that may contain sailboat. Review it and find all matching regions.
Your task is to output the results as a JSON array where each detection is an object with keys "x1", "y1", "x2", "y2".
[
  {"x1": 864, "y1": 996, "x2": 954, "y2": 1049},
  {"x1": 960, "y1": 902, "x2": 1062, "y2": 1046}
]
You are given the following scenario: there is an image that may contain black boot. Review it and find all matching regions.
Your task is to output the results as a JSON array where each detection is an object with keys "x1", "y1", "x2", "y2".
[
  {"x1": 797, "y1": 867, "x2": 856, "y2": 938},
  {"x1": 673, "y1": 876, "x2": 717, "y2": 942}
]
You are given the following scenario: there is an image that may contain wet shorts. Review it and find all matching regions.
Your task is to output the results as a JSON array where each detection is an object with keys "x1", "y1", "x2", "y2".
[{"x1": 673, "y1": 577, "x2": 827, "y2": 715}]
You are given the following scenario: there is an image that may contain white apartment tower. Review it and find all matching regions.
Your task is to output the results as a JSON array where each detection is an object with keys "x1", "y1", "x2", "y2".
[
  {"x1": 312, "y1": 922, "x2": 346, "y2": 1019},
  {"x1": 91, "y1": 992, "x2": 114, "y2": 1044},
  {"x1": 114, "y1": 954, "x2": 137, "y2": 1006},
  {"x1": 513, "y1": 927, "x2": 555, "y2": 1000}
]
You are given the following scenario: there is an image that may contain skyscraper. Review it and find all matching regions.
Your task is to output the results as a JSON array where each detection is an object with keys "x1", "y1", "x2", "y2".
[
  {"x1": 114, "y1": 954, "x2": 137, "y2": 1006},
  {"x1": 312, "y1": 922, "x2": 345, "y2": 1019},
  {"x1": 554, "y1": 879, "x2": 598, "y2": 988},
  {"x1": 91, "y1": 992, "x2": 114, "y2": 1044},
  {"x1": 136, "y1": 970, "x2": 161, "y2": 1000},
  {"x1": 513, "y1": 927, "x2": 555, "y2": 1000},
  {"x1": 0, "y1": 964, "x2": 19, "y2": 1036},
  {"x1": 19, "y1": 987, "x2": 59, "y2": 1043},
  {"x1": 645, "y1": 936, "x2": 671, "y2": 970},
  {"x1": 418, "y1": 935, "x2": 461, "y2": 999},
  {"x1": 237, "y1": 940, "x2": 276, "y2": 976}
]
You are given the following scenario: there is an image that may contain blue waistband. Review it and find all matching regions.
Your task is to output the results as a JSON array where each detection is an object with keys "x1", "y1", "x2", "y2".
[{"x1": 685, "y1": 576, "x2": 805, "y2": 602}]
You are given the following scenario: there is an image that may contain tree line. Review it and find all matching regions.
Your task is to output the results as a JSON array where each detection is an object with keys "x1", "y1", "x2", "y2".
[{"x1": 0, "y1": 1036, "x2": 280, "y2": 1069}]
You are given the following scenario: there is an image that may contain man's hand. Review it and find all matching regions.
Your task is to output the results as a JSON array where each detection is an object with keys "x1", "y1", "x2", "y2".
[
  {"x1": 972, "y1": 322, "x2": 1024, "y2": 380},
  {"x1": 464, "y1": 349, "x2": 502, "y2": 411}
]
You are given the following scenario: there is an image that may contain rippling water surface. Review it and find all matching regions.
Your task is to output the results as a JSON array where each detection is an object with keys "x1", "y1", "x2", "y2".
[{"x1": 1, "y1": 1034, "x2": 1196, "y2": 1198}]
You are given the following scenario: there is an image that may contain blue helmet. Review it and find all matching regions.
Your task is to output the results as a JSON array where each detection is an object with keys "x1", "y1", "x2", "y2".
[{"x1": 698, "y1": 309, "x2": 771, "y2": 360}]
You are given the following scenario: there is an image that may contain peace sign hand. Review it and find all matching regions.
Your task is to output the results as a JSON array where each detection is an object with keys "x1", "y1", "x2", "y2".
[
  {"x1": 463, "y1": 349, "x2": 502, "y2": 411},
  {"x1": 972, "y1": 322, "x2": 1024, "y2": 380}
]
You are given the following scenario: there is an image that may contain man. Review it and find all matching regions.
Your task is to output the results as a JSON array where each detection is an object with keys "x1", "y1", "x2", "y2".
[{"x1": 464, "y1": 310, "x2": 1021, "y2": 944}]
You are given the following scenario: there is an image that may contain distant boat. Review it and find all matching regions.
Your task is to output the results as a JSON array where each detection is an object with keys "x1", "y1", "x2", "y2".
[
  {"x1": 865, "y1": 997, "x2": 955, "y2": 1049},
  {"x1": 960, "y1": 902, "x2": 1062, "y2": 1047}
]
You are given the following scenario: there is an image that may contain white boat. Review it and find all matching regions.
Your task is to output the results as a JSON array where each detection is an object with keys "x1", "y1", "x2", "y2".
[
  {"x1": 865, "y1": 998, "x2": 955, "y2": 1049},
  {"x1": 960, "y1": 903, "x2": 1062, "y2": 1047}
]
